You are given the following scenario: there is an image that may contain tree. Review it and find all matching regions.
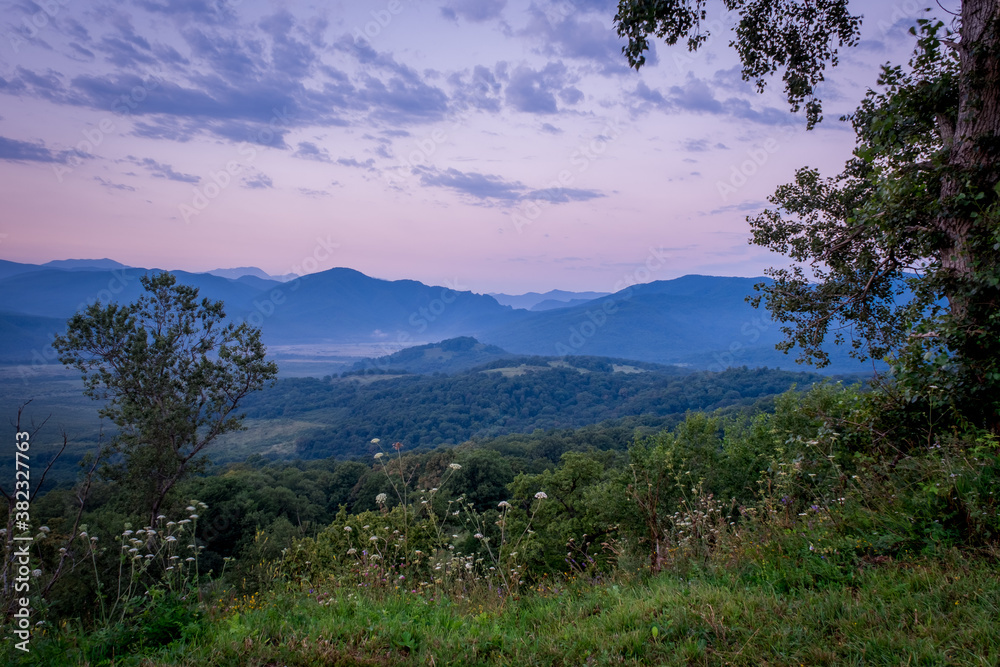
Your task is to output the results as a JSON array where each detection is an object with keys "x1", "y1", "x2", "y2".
[
  {"x1": 53, "y1": 272, "x2": 278, "y2": 525},
  {"x1": 616, "y1": 1, "x2": 1000, "y2": 429}
]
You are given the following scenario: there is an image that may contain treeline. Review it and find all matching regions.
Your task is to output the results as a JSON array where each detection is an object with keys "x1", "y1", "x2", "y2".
[{"x1": 239, "y1": 363, "x2": 834, "y2": 459}]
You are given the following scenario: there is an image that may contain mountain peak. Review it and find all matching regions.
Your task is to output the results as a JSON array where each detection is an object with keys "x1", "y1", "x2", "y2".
[{"x1": 42, "y1": 258, "x2": 129, "y2": 270}]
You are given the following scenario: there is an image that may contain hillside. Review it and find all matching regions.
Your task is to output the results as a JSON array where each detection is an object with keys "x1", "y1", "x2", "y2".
[
  {"x1": 350, "y1": 336, "x2": 514, "y2": 374},
  {"x1": 220, "y1": 363, "x2": 827, "y2": 461}
]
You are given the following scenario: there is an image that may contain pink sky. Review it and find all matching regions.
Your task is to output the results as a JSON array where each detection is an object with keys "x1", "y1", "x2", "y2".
[{"x1": 0, "y1": 0, "x2": 932, "y2": 293}]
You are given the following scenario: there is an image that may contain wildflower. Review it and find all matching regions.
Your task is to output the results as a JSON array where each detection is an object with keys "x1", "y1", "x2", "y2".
[
  {"x1": 498, "y1": 501, "x2": 511, "y2": 509},
  {"x1": 186, "y1": 506, "x2": 196, "y2": 511},
  {"x1": 166, "y1": 536, "x2": 177, "y2": 542},
  {"x1": 449, "y1": 463, "x2": 462, "y2": 470},
  {"x1": 393, "y1": 442, "x2": 403, "y2": 450},
  {"x1": 474, "y1": 533, "x2": 484, "y2": 540},
  {"x1": 31, "y1": 569, "x2": 41, "y2": 578},
  {"x1": 79, "y1": 531, "x2": 88, "y2": 539},
  {"x1": 369, "y1": 536, "x2": 378, "y2": 542},
  {"x1": 157, "y1": 515, "x2": 167, "y2": 520},
  {"x1": 344, "y1": 526, "x2": 352, "y2": 532},
  {"x1": 534, "y1": 492, "x2": 547, "y2": 500},
  {"x1": 185, "y1": 557, "x2": 195, "y2": 562},
  {"x1": 124, "y1": 530, "x2": 134, "y2": 536},
  {"x1": 166, "y1": 521, "x2": 176, "y2": 527},
  {"x1": 375, "y1": 493, "x2": 387, "y2": 505},
  {"x1": 39, "y1": 526, "x2": 50, "y2": 534},
  {"x1": 347, "y1": 548, "x2": 357, "y2": 555},
  {"x1": 375, "y1": 453, "x2": 384, "y2": 459},
  {"x1": 371, "y1": 438, "x2": 381, "y2": 444}
]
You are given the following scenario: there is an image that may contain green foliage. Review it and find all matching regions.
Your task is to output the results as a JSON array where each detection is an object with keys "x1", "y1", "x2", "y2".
[
  {"x1": 237, "y1": 365, "x2": 828, "y2": 460},
  {"x1": 52, "y1": 272, "x2": 277, "y2": 523},
  {"x1": 747, "y1": 16, "x2": 1000, "y2": 432},
  {"x1": 509, "y1": 451, "x2": 626, "y2": 575},
  {"x1": 614, "y1": 0, "x2": 861, "y2": 127}
]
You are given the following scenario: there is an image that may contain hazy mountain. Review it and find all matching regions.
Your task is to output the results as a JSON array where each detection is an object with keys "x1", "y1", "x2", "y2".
[
  {"x1": 42, "y1": 258, "x2": 130, "y2": 270},
  {"x1": 0, "y1": 311, "x2": 68, "y2": 363},
  {"x1": 0, "y1": 259, "x2": 45, "y2": 282},
  {"x1": 0, "y1": 267, "x2": 267, "y2": 320},
  {"x1": 233, "y1": 275, "x2": 283, "y2": 291},
  {"x1": 256, "y1": 268, "x2": 528, "y2": 344},
  {"x1": 530, "y1": 298, "x2": 601, "y2": 311},
  {"x1": 0, "y1": 262, "x2": 876, "y2": 374},
  {"x1": 206, "y1": 267, "x2": 298, "y2": 282},
  {"x1": 490, "y1": 290, "x2": 611, "y2": 310},
  {"x1": 351, "y1": 336, "x2": 513, "y2": 375},
  {"x1": 479, "y1": 275, "x2": 872, "y2": 375}
]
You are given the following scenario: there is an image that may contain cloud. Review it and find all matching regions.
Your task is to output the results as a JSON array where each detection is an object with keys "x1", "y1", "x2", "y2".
[
  {"x1": 94, "y1": 176, "x2": 136, "y2": 191},
  {"x1": 449, "y1": 64, "x2": 504, "y2": 112},
  {"x1": 298, "y1": 187, "x2": 330, "y2": 197},
  {"x1": 681, "y1": 138, "x2": 729, "y2": 152},
  {"x1": 125, "y1": 156, "x2": 199, "y2": 183},
  {"x1": 441, "y1": 0, "x2": 506, "y2": 23},
  {"x1": 708, "y1": 200, "x2": 767, "y2": 216},
  {"x1": 505, "y1": 62, "x2": 570, "y2": 114},
  {"x1": 415, "y1": 166, "x2": 603, "y2": 205},
  {"x1": 0, "y1": 136, "x2": 78, "y2": 163},
  {"x1": 524, "y1": 187, "x2": 604, "y2": 203},
  {"x1": 336, "y1": 157, "x2": 376, "y2": 169},
  {"x1": 633, "y1": 81, "x2": 669, "y2": 109},
  {"x1": 521, "y1": 7, "x2": 636, "y2": 74},
  {"x1": 418, "y1": 166, "x2": 524, "y2": 201},
  {"x1": 242, "y1": 172, "x2": 273, "y2": 189},
  {"x1": 293, "y1": 141, "x2": 333, "y2": 162},
  {"x1": 631, "y1": 74, "x2": 794, "y2": 126},
  {"x1": 540, "y1": 122, "x2": 562, "y2": 134},
  {"x1": 10, "y1": 16, "x2": 455, "y2": 151}
]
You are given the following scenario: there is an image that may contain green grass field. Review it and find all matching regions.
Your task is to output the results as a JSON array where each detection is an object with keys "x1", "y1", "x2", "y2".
[{"x1": 18, "y1": 556, "x2": 1000, "y2": 666}]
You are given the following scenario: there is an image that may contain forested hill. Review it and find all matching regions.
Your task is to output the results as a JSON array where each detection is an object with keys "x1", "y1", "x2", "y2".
[{"x1": 227, "y1": 360, "x2": 835, "y2": 460}]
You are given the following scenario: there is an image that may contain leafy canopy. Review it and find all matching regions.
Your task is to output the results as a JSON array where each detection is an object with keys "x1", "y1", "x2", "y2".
[
  {"x1": 53, "y1": 272, "x2": 278, "y2": 522},
  {"x1": 615, "y1": 0, "x2": 862, "y2": 127}
]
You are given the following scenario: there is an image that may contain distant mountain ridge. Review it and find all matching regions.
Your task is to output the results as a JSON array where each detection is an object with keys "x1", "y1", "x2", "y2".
[
  {"x1": 207, "y1": 267, "x2": 299, "y2": 283},
  {"x1": 42, "y1": 258, "x2": 130, "y2": 270},
  {"x1": 490, "y1": 289, "x2": 611, "y2": 310},
  {"x1": 0, "y1": 260, "x2": 877, "y2": 375}
]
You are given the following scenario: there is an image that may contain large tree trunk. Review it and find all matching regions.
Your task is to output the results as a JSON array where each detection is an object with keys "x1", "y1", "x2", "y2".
[{"x1": 938, "y1": 1, "x2": 1000, "y2": 305}]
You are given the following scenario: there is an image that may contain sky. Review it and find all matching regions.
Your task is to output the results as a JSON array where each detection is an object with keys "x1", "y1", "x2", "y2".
[{"x1": 0, "y1": 0, "x2": 935, "y2": 294}]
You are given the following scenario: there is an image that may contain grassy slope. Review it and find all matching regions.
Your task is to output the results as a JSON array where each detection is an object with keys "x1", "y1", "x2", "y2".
[{"x1": 26, "y1": 559, "x2": 1000, "y2": 666}]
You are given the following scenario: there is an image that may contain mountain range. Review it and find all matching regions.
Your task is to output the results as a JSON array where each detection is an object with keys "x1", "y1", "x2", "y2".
[{"x1": 0, "y1": 259, "x2": 876, "y2": 374}]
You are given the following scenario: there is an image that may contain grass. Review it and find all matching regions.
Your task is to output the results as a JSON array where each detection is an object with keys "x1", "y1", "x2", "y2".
[{"x1": 16, "y1": 556, "x2": 1000, "y2": 666}]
